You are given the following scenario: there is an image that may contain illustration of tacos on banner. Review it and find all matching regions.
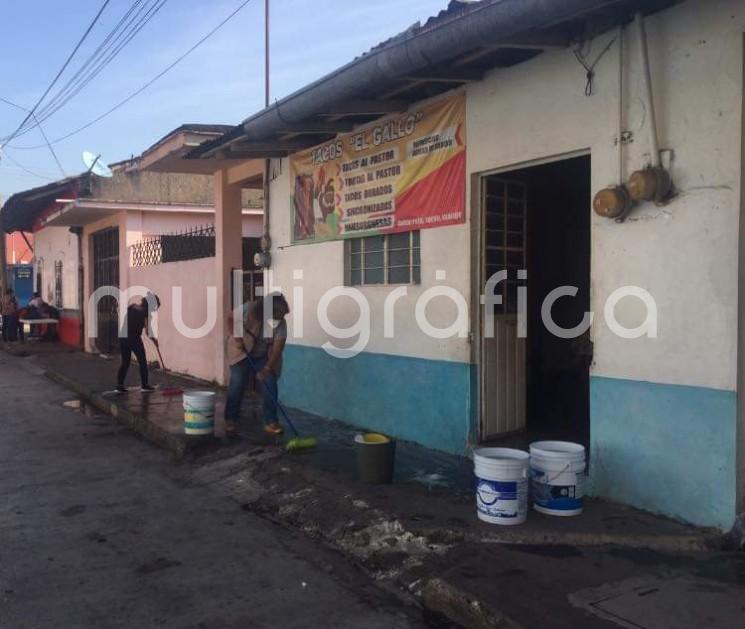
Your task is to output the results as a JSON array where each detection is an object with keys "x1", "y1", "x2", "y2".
[{"x1": 289, "y1": 92, "x2": 466, "y2": 244}]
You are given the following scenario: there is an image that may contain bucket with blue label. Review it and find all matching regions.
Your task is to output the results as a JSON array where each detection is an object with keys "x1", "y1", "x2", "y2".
[
  {"x1": 473, "y1": 447, "x2": 529, "y2": 525},
  {"x1": 529, "y1": 441, "x2": 586, "y2": 516}
]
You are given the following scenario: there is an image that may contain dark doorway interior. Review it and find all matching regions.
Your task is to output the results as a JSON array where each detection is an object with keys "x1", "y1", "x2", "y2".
[{"x1": 487, "y1": 155, "x2": 591, "y2": 446}]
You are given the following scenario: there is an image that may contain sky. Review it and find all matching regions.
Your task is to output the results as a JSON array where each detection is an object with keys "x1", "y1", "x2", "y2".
[{"x1": 0, "y1": 0, "x2": 448, "y2": 201}]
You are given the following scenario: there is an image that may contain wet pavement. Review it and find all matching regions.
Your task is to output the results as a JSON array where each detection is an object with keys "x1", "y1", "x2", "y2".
[
  {"x1": 18, "y1": 346, "x2": 720, "y2": 552},
  {"x1": 240, "y1": 409, "x2": 475, "y2": 495},
  {"x1": 0, "y1": 353, "x2": 429, "y2": 629},
  {"x1": 36, "y1": 347, "x2": 475, "y2": 494}
]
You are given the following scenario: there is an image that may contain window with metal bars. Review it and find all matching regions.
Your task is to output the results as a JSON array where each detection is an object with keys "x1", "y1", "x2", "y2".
[
  {"x1": 54, "y1": 261, "x2": 63, "y2": 308},
  {"x1": 483, "y1": 178, "x2": 526, "y2": 313},
  {"x1": 345, "y1": 231, "x2": 421, "y2": 286}
]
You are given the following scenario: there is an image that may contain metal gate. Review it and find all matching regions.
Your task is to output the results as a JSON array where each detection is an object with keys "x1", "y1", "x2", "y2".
[
  {"x1": 481, "y1": 177, "x2": 527, "y2": 440},
  {"x1": 92, "y1": 227, "x2": 119, "y2": 354}
]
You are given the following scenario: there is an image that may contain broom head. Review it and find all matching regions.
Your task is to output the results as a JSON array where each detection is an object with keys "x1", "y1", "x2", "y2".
[{"x1": 285, "y1": 436, "x2": 317, "y2": 452}]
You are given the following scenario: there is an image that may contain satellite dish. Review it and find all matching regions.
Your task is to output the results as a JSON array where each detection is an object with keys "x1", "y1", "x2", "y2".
[{"x1": 82, "y1": 151, "x2": 113, "y2": 178}]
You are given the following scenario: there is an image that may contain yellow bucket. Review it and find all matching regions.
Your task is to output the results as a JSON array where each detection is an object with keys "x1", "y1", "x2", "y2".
[{"x1": 361, "y1": 432, "x2": 390, "y2": 444}]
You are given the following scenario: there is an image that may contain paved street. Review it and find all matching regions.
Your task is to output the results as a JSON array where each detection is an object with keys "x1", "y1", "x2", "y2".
[{"x1": 0, "y1": 355, "x2": 425, "y2": 629}]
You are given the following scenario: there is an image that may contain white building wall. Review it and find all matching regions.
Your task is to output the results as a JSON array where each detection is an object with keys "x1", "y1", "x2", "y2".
[
  {"x1": 269, "y1": 0, "x2": 744, "y2": 387},
  {"x1": 265, "y1": 0, "x2": 743, "y2": 527},
  {"x1": 467, "y1": 0, "x2": 743, "y2": 392},
  {"x1": 32, "y1": 226, "x2": 79, "y2": 310},
  {"x1": 267, "y1": 162, "x2": 472, "y2": 363}
]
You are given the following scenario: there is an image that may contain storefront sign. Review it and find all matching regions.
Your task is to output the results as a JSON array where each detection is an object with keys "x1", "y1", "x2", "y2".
[{"x1": 290, "y1": 93, "x2": 466, "y2": 243}]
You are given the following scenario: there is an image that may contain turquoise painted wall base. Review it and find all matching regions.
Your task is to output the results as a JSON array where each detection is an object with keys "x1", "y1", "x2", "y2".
[
  {"x1": 281, "y1": 344, "x2": 474, "y2": 455},
  {"x1": 590, "y1": 376, "x2": 737, "y2": 530},
  {"x1": 279, "y1": 346, "x2": 738, "y2": 530}
]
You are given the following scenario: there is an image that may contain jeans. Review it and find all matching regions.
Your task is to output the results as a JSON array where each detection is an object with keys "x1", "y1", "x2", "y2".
[
  {"x1": 118, "y1": 337, "x2": 149, "y2": 387},
  {"x1": 224, "y1": 355, "x2": 278, "y2": 424}
]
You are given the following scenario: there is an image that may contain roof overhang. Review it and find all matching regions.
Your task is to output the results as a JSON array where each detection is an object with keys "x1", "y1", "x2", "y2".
[
  {"x1": 190, "y1": 0, "x2": 679, "y2": 161},
  {"x1": 1, "y1": 178, "x2": 81, "y2": 233},
  {"x1": 41, "y1": 200, "x2": 262, "y2": 228},
  {"x1": 137, "y1": 126, "x2": 259, "y2": 177}
]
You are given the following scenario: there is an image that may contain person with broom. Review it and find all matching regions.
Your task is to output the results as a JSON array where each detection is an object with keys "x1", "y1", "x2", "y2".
[
  {"x1": 115, "y1": 293, "x2": 160, "y2": 393},
  {"x1": 225, "y1": 292, "x2": 289, "y2": 438}
]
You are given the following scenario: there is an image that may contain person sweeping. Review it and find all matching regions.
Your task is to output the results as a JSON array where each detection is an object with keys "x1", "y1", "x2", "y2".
[
  {"x1": 225, "y1": 293, "x2": 289, "y2": 438},
  {"x1": 116, "y1": 293, "x2": 160, "y2": 393}
]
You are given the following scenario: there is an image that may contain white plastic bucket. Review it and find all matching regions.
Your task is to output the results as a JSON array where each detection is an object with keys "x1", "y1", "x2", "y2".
[
  {"x1": 529, "y1": 441, "x2": 586, "y2": 516},
  {"x1": 182, "y1": 391, "x2": 216, "y2": 436},
  {"x1": 473, "y1": 447, "x2": 529, "y2": 525}
]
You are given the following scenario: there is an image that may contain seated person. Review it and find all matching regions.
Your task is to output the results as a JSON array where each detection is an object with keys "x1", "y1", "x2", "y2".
[{"x1": 28, "y1": 292, "x2": 44, "y2": 310}]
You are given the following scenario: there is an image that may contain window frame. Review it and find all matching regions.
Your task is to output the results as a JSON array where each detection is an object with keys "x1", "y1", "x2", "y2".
[{"x1": 345, "y1": 231, "x2": 421, "y2": 287}]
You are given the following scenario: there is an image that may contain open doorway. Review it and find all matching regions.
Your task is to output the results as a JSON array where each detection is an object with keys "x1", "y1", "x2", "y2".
[{"x1": 480, "y1": 154, "x2": 591, "y2": 446}]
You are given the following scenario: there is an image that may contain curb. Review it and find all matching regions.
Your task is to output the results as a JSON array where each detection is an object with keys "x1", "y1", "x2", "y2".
[
  {"x1": 44, "y1": 369, "x2": 194, "y2": 457},
  {"x1": 419, "y1": 578, "x2": 524, "y2": 629},
  {"x1": 468, "y1": 527, "x2": 717, "y2": 553}
]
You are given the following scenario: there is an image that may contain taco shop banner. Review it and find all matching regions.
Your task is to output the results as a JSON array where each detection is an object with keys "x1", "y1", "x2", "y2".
[{"x1": 290, "y1": 93, "x2": 466, "y2": 243}]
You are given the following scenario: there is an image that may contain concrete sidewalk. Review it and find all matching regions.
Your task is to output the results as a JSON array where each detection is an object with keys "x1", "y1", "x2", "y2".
[
  {"x1": 6, "y1": 343, "x2": 743, "y2": 628},
  {"x1": 7, "y1": 343, "x2": 721, "y2": 552}
]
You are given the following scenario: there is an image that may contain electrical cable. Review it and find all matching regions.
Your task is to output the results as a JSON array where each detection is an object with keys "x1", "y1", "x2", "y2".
[
  {"x1": 0, "y1": 96, "x2": 66, "y2": 177},
  {"x1": 32, "y1": 114, "x2": 66, "y2": 178},
  {"x1": 8, "y1": 0, "x2": 253, "y2": 150},
  {"x1": 574, "y1": 35, "x2": 617, "y2": 97},
  {"x1": 1, "y1": 0, "x2": 113, "y2": 145},
  {"x1": 28, "y1": 0, "x2": 148, "y2": 126},
  {"x1": 29, "y1": 0, "x2": 168, "y2": 131},
  {"x1": 0, "y1": 96, "x2": 27, "y2": 112},
  {"x1": 0, "y1": 150, "x2": 53, "y2": 181},
  {"x1": 16, "y1": 0, "x2": 168, "y2": 138}
]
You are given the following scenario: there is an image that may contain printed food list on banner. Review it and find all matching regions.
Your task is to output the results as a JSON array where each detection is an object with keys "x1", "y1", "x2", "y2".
[{"x1": 290, "y1": 92, "x2": 466, "y2": 243}]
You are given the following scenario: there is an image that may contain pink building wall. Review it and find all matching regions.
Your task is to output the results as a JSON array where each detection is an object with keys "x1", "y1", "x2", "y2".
[{"x1": 128, "y1": 257, "x2": 219, "y2": 382}]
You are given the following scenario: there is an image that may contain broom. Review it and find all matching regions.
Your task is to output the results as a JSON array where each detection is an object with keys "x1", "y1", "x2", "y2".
[
  {"x1": 151, "y1": 340, "x2": 184, "y2": 397},
  {"x1": 244, "y1": 352, "x2": 317, "y2": 452}
]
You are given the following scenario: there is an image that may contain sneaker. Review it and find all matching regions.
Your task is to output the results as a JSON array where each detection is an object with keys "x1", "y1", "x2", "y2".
[
  {"x1": 141, "y1": 384, "x2": 156, "y2": 392},
  {"x1": 263, "y1": 423, "x2": 284, "y2": 436},
  {"x1": 114, "y1": 386, "x2": 128, "y2": 394}
]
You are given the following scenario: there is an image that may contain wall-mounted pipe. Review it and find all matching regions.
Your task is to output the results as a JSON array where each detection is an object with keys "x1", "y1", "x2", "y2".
[
  {"x1": 635, "y1": 12, "x2": 660, "y2": 168},
  {"x1": 617, "y1": 24, "x2": 624, "y2": 183}
]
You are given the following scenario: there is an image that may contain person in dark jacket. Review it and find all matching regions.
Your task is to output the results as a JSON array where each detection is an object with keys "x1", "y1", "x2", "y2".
[
  {"x1": 1, "y1": 289, "x2": 19, "y2": 342},
  {"x1": 116, "y1": 293, "x2": 160, "y2": 393}
]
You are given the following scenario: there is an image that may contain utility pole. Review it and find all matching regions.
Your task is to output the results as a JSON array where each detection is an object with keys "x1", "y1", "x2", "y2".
[
  {"x1": 265, "y1": 0, "x2": 270, "y2": 110},
  {"x1": 261, "y1": 0, "x2": 272, "y2": 254},
  {"x1": 0, "y1": 197, "x2": 7, "y2": 299}
]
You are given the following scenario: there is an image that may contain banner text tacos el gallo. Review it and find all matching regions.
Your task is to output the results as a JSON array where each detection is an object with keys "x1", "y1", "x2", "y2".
[{"x1": 290, "y1": 93, "x2": 466, "y2": 243}]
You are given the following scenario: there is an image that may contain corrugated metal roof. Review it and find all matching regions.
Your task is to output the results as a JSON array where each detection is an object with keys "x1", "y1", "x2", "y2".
[{"x1": 190, "y1": 0, "x2": 680, "y2": 161}]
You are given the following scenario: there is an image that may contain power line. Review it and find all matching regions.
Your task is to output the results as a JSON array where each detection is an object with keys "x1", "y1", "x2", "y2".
[
  {"x1": 19, "y1": 0, "x2": 169, "y2": 136},
  {"x1": 0, "y1": 150, "x2": 53, "y2": 181},
  {"x1": 8, "y1": 0, "x2": 254, "y2": 150},
  {"x1": 0, "y1": 96, "x2": 67, "y2": 177},
  {"x1": 32, "y1": 114, "x2": 66, "y2": 178},
  {"x1": 0, "y1": 96, "x2": 27, "y2": 112},
  {"x1": 1, "y1": 0, "x2": 113, "y2": 146},
  {"x1": 26, "y1": 0, "x2": 149, "y2": 129}
]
